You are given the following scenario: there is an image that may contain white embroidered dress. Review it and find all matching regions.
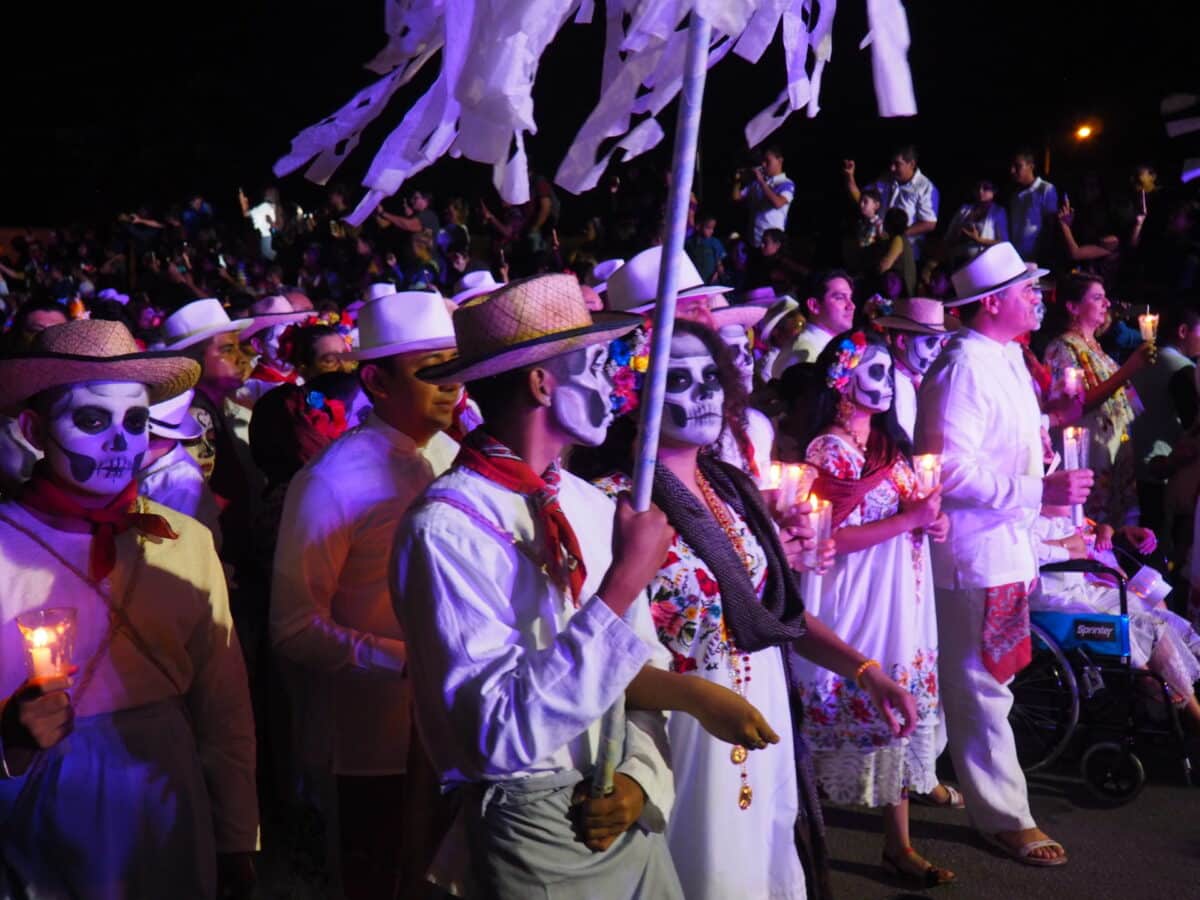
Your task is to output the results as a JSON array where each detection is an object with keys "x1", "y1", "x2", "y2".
[{"x1": 794, "y1": 434, "x2": 940, "y2": 806}]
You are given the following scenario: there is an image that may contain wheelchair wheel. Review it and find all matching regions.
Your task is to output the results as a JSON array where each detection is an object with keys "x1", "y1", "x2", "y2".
[
  {"x1": 1081, "y1": 742, "x2": 1146, "y2": 805},
  {"x1": 1009, "y1": 622, "x2": 1079, "y2": 772}
]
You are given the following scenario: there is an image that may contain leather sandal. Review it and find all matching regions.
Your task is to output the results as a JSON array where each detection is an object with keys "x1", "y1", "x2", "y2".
[
  {"x1": 911, "y1": 783, "x2": 966, "y2": 808},
  {"x1": 881, "y1": 846, "x2": 957, "y2": 887}
]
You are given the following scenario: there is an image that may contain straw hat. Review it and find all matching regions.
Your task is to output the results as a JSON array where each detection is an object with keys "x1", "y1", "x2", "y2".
[
  {"x1": 451, "y1": 270, "x2": 504, "y2": 305},
  {"x1": 241, "y1": 294, "x2": 310, "y2": 339},
  {"x1": 874, "y1": 297, "x2": 960, "y2": 335},
  {"x1": 148, "y1": 388, "x2": 204, "y2": 441},
  {"x1": 0, "y1": 319, "x2": 199, "y2": 412},
  {"x1": 947, "y1": 243, "x2": 1049, "y2": 307},
  {"x1": 604, "y1": 247, "x2": 732, "y2": 313},
  {"x1": 419, "y1": 273, "x2": 640, "y2": 385},
  {"x1": 160, "y1": 298, "x2": 254, "y2": 349},
  {"x1": 343, "y1": 290, "x2": 457, "y2": 361}
]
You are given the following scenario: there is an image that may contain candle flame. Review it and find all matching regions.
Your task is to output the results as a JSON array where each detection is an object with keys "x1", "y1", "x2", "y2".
[{"x1": 29, "y1": 627, "x2": 53, "y2": 648}]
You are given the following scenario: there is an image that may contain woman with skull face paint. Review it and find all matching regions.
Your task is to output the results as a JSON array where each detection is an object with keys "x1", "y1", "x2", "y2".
[
  {"x1": 0, "y1": 320, "x2": 258, "y2": 899},
  {"x1": 597, "y1": 321, "x2": 919, "y2": 900},
  {"x1": 792, "y1": 329, "x2": 955, "y2": 887}
]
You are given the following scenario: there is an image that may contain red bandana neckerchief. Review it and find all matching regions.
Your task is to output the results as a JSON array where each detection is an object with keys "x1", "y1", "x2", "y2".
[
  {"x1": 455, "y1": 430, "x2": 587, "y2": 606},
  {"x1": 18, "y1": 464, "x2": 179, "y2": 581},
  {"x1": 250, "y1": 362, "x2": 298, "y2": 385}
]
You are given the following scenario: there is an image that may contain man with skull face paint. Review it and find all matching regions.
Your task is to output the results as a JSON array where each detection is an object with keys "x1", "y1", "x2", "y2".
[
  {"x1": 0, "y1": 320, "x2": 258, "y2": 898},
  {"x1": 597, "y1": 320, "x2": 921, "y2": 900},
  {"x1": 875, "y1": 297, "x2": 957, "y2": 441}
]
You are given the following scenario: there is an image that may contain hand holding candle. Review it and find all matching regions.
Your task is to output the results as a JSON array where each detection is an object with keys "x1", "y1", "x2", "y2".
[
  {"x1": 777, "y1": 463, "x2": 818, "y2": 516},
  {"x1": 800, "y1": 497, "x2": 832, "y2": 569},
  {"x1": 913, "y1": 454, "x2": 941, "y2": 499},
  {"x1": 1062, "y1": 365, "x2": 1083, "y2": 399},
  {"x1": 1138, "y1": 309, "x2": 1159, "y2": 345}
]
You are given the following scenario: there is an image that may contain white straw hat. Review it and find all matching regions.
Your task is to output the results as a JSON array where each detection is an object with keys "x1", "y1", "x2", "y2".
[
  {"x1": 947, "y1": 243, "x2": 1049, "y2": 307},
  {"x1": 148, "y1": 388, "x2": 204, "y2": 441},
  {"x1": 343, "y1": 290, "x2": 457, "y2": 361},
  {"x1": 452, "y1": 270, "x2": 504, "y2": 305},
  {"x1": 604, "y1": 247, "x2": 731, "y2": 313},
  {"x1": 161, "y1": 298, "x2": 254, "y2": 349}
]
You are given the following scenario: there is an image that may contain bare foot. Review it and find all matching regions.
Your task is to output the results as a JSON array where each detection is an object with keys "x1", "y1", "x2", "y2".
[{"x1": 994, "y1": 827, "x2": 1066, "y2": 862}]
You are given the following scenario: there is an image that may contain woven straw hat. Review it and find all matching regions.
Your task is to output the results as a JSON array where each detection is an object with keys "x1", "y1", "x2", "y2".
[
  {"x1": 0, "y1": 319, "x2": 200, "y2": 412},
  {"x1": 874, "y1": 297, "x2": 961, "y2": 335},
  {"x1": 419, "y1": 273, "x2": 640, "y2": 385}
]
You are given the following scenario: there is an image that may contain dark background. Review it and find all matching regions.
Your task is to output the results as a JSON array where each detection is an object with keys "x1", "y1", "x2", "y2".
[{"x1": 4, "y1": 0, "x2": 1196, "y2": 226}]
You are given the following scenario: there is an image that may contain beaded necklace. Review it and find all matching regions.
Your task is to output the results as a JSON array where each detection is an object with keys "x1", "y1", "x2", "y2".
[{"x1": 695, "y1": 469, "x2": 756, "y2": 811}]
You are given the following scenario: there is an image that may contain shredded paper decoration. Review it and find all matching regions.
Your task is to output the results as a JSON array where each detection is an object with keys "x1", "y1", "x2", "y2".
[{"x1": 275, "y1": 0, "x2": 917, "y2": 225}]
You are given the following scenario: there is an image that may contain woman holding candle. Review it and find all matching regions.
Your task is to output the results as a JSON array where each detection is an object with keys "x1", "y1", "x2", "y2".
[
  {"x1": 1044, "y1": 273, "x2": 1154, "y2": 530},
  {"x1": 792, "y1": 329, "x2": 955, "y2": 886},
  {"x1": 594, "y1": 320, "x2": 919, "y2": 900}
]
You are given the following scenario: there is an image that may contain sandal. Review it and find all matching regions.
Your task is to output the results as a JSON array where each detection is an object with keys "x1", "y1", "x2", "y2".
[
  {"x1": 881, "y1": 846, "x2": 956, "y2": 887},
  {"x1": 911, "y1": 783, "x2": 965, "y2": 808},
  {"x1": 981, "y1": 832, "x2": 1068, "y2": 867}
]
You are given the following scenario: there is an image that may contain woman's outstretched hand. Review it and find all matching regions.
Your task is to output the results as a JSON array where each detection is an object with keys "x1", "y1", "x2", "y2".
[{"x1": 858, "y1": 665, "x2": 918, "y2": 738}]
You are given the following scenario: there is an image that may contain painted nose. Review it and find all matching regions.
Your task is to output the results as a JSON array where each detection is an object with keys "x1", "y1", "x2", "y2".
[{"x1": 110, "y1": 431, "x2": 128, "y2": 451}]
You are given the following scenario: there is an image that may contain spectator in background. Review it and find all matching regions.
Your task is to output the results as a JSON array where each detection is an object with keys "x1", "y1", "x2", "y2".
[
  {"x1": 875, "y1": 208, "x2": 917, "y2": 298},
  {"x1": 138, "y1": 387, "x2": 223, "y2": 543},
  {"x1": 685, "y1": 212, "x2": 727, "y2": 284},
  {"x1": 844, "y1": 186, "x2": 885, "y2": 271},
  {"x1": 1009, "y1": 151, "x2": 1058, "y2": 261},
  {"x1": 281, "y1": 323, "x2": 356, "y2": 383},
  {"x1": 772, "y1": 269, "x2": 856, "y2": 379},
  {"x1": 3, "y1": 298, "x2": 67, "y2": 352},
  {"x1": 843, "y1": 146, "x2": 939, "y2": 261},
  {"x1": 240, "y1": 186, "x2": 282, "y2": 261},
  {"x1": 944, "y1": 179, "x2": 1010, "y2": 267},
  {"x1": 733, "y1": 144, "x2": 795, "y2": 247}
]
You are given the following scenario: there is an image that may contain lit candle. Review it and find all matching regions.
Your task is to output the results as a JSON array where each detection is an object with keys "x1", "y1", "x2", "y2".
[
  {"x1": 801, "y1": 497, "x2": 832, "y2": 569},
  {"x1": 1062, "y1": 426, "x2": 1091, "y2": 527},
  {"x1": 778, "y1": 464, "x2": 816, "y2": 514},
  {"x1": 1063, "y1": 366, "x2": 1083, "y2": 397},
  {"x1": 28, "y1": 629, "x2": 55, "y2": 678},
  {"x1": 764, "y1": 462, "x2": 784, "y2": 492},
  {"x1": 16, "y1": 608, "x2": 75, "y2": 680},
  {"x1": 913, "y1": 453, "x2": 941, "y2": 498},
  {"x1": 1138, "y1": 311, "x2": 1159, "y2": 344}
]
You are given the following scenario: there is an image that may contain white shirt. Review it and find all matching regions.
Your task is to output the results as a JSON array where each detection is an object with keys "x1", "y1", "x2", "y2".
[
  {"x1": 1008, "y1": 177, "x2": 1058, "y2": 261},
  {"x1": 873, "y1": 169, "x2": 939, "y2": 256},
  {"x1": 915, "y1": 329, "x2": 1044, "y2": 589},
  {"x1": 138, "y1": 443, "x2": 223, "y2": 546},
  {"x1": 741, "y1": 172, "x2": 795, "y2": 246},
  {"x1": 270, "y1": 413, "x2": 459, "y2": 775},
  {"x1": 772, "y1": 322, "x2": 835, "y2": 380},
  {"x1": 392, "y1": 463, "x2": 673, "y2": 826},
  {"x1": 0, "y1": 498, "x2": 257, "y2": 852},
  {"x1": 248, "y1": 202, "x2": 275, "y2": 238}
]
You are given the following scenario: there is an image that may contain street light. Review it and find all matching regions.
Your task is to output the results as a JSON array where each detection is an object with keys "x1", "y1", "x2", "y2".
[{"x1": 1074, "y1": 123, "x2": 1096, "y2": 141}]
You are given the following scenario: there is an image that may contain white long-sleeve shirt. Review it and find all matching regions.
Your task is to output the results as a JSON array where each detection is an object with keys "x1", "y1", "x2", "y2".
[
  {"x1": 0, "y1": 497, "x2": 257, "y2": 852},
  {"x1": 138, "y1": 443, "x2": 223, "y2": 547},
  {"x1": 392, "y1": 464, "x2": 674, "y2": 828},
  {"x1": 916, "y1": 328, "x2": 1044, "y2": 589},
  {"x1": 270, "y1": 413, "x2": 458, "y2": 775}
]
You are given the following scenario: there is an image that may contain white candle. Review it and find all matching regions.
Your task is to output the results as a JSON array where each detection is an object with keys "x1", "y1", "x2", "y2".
[
  {"x1": 1138, "y1": 312, "x2": 1159, "y2": 344},
  {"x1": 764, "y1": 462, "x2": 784, "y2": 492},
  {"x1": 27, "y1": 628, "x2": 56, "y2": 678},
  {"x1": 1062, "y1": 427, "x2": 1090, "y2": 527},
  {"x1": 1063, "y1": 366, "x2": 1082, "y2": 397},
  {"x1": 913, "y1": 453, "x2": 941, "y2": 498},
  {"x1": 778, "y1": 464, "x2": 816, "y2": 514},
  {"x1": 801, "y1": 497, "x2": 832, "y2": 568}
]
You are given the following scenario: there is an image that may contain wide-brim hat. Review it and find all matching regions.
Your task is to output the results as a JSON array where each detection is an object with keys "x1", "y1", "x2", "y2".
[
  {"x1": 947, "y1": 242, "x2": 1049, "y2": 308},
  {"x1": 419, "y1": 273, "x2": 640, "y2": 385},
  {"x1": 704, "y1": 295, "x2": 767, "y2": 330},
  {"x1": 875, "y1": 296, "x2": 961, "y2": 334},
  {"x1": 0, "y1": 319, "x2": 199, "y2": 412},
  {"x1": 758, "y1": 296, "x2": 801, "y2": 343},
  {"x1": 148, "y1": 388, "x2": 203, "y2": 440},
  {"x1": 241, "y1": 295, "x2": 310, "y2": 338},
  {"x1": 161, "y1": 297, "x2": 254, "y2": 349},
  {"x1": 343, "y1": 289, "x2": 457, "y2": 361},
  {"x1": 605, "y1": 246, "x2": 732, "y2": 313},
  {"x1": 451, "y1": 270, "x2": 504, "y2": 305},
  {"x1": 589, "y1": 258, "x2": 625, "y2": 295}
]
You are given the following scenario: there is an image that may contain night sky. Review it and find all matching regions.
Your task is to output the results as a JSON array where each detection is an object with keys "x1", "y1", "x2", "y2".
[{"x1": 5, "y1": 1, "x2": 1195, "y2": 226}]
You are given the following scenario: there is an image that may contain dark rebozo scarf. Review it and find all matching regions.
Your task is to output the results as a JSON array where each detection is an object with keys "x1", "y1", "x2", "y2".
[{"x1": 651, "y1": 453, "x2": 833, "y2": 900}]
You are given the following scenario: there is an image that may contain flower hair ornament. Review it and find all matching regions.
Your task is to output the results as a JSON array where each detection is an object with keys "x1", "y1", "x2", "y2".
[
  {"x1": 826, "y1": 331, "x2": 868, "y2": 393},
  {"x1": 303, "y1": 390, "x2": 349, "y2": 441},
  {"x1": 278, "y1": 310, "x2": 358, "y2": 366},
  {"x1": 605, "y1": 317, "x2": 652, "y2": 417}
]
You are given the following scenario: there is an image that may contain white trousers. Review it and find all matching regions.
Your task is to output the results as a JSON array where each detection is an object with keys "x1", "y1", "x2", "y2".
[{"x1": 935, "y1": 586, "x2": 1037, "y2": 833}]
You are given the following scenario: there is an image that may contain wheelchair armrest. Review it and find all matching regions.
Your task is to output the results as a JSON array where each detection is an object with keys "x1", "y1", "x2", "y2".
[{"x1": 1038, "y1": 559, "x2": 1128, "y2": 614}]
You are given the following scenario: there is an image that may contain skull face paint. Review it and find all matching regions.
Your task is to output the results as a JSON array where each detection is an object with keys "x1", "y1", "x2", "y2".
[
  {"x1": 545, "y1": 343, "x2": 614, "y2": 447},
  {"x1": 901, "y1": 333, "x2": 946, "y2": 376},
  {"x1": 662, "y1": 333, "x2": 725, "y2": 448},
  {"x1": 40, "y1": 382, "x2": 150, "y2": 494},
  {"x1": 717, "y1": 323, "x2": 754, "y2": 394},
  {"x1": 849, "y1": 344, "x2": 894, "y2": 412}
]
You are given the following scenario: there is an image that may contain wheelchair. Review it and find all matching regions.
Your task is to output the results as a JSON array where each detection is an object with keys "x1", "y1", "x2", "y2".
[{"x1": 1007, "y1": 559, "x2": 1195, "y2": 806}]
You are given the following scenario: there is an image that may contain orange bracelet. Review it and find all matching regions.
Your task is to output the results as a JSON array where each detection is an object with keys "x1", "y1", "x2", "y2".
[{"x1": 854, "y1": 658, "x2": 881, "y2": 689}]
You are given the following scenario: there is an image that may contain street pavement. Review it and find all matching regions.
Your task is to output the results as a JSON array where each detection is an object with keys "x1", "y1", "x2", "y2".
[{"x1": 825, "y1": 747, "x2": 1199, "y2": 899}]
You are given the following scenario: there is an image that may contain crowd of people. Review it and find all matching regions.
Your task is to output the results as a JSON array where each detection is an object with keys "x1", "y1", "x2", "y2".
[{"x1": 0, "y1": 139, "x2": 1199, "y2": 900}]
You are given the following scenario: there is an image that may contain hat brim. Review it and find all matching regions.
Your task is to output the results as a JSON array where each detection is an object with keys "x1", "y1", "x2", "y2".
[
  {"x1": 874, "y1": 314, "x2": 961, "y2": 334},
  {"x1": 418, "y1": 314, "x2": 641, "y2": 385},
  {"x1": 148, "y1": 415, "x2": 204, "y2": 441},
  {"x1": 710, "y1": 306, "x2": 767, "y2": 329},
  {"x1": 0, "y1": 351, "x2": 200, "y2": 413},
  {"x1": 240, "y1": 311, "x2": 311, "y2": 339},
  {"x1": 945, "y1": 267, "x2": 1050, "y2": 308},
  {"x1": 451, "y1": 286, "x2": 501, "y2": 305},
  {"x1": 759, "y1": 299, "x2": 802, "y2": 342},
  {"x1": 613, "y1": 282, "x2": 733, "y2": 314},
  {"x1": 163, "y1": 318, "x2": 255, "y2": 349},
  {"x1": 343, "y1": 335, "x2": 458, "y2": 362}
]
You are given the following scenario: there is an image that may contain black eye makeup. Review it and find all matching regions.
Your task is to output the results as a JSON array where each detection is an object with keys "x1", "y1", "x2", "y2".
[
  {"x1": 124, "y1": 408, "x2": 150, "y2": 434},
  {"x1": 72, "y1": 406, "x2": 112, "y2": 434}
]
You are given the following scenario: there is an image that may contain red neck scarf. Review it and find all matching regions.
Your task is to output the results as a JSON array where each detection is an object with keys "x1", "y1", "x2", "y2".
[
  {"x1": 812, "y1": 430, "x2": 902, "y2": 528},
  {"x1": 455, "y1": 430, "x2": 587, "y2": 606},
  {"x1": 18, "y1": 464, "x2": 179, "y2": 581},
  {"x1": 250, "y1": 362, "x2": 298, "y2": 385}
]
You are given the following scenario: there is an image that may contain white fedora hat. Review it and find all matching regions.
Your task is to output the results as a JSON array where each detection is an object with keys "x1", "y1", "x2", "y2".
[
  {"x1": 346, "y1": 281, "x2": 401, "y2": 315},
  {"x1": 343, "y1": 290, "x2": 457, "y2": 361},
  {"x1": 947, "y1": 242, "x2": 1050, "y2": 308},
  {"x1": 241, "y1": 294, "x2": 310, "y2": 339},
  {"x1": 148, "y1": 388, "x2": 204, "y2": 441},
  {"x1": 161, "y1": 298, "x2": 254, "y2": 349},
  {"x1": 604, "y1": 247, "x2": 732, "y2": 314},
  {"x1": 589, "y1": 258, "x2": 625, "y2": 295},
  {"x1": 452, "y1": 270, "x2": 504, "y2": 305}
]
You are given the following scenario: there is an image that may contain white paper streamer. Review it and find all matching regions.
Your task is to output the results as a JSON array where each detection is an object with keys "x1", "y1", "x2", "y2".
[{"x1": 274, "y1": 0, "x2": 919, "y2": 221}]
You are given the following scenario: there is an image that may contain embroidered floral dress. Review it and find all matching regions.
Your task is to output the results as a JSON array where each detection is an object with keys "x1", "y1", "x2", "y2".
[
  {"x1": 794, "y1": 434, "x2": 940, "y2": 806},
  {"x1": 595, "y1": 473, "x2": 807, "y2": 900},
  {"x1": 1045, "y1": 333, "x2": 1141, "y2": 526}
]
